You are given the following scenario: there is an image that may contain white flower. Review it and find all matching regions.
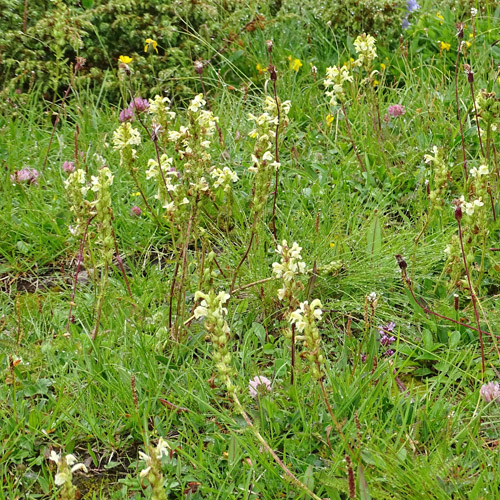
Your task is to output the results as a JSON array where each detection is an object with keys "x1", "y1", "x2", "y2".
[
  {"x1": 470, "y1": 164, "x2": 489, "y2": 177},
  {"x1": 464, "y1": 197, "x2": 484, "y2": 216},
  {"x1": 211, "y1": 166, "x2": 239, "y2": 191},
  {"x1": 471, "y1": 7, "x2": 477, "y2": 16},
  {"x1": 112, "y1": 122, "x2": 141, "y2": 150},
  {"x1": 188, "y1": 93, "x2": 206, "y2": 113},
  {"x1": 353, "y1": 33, "x2": 377, "y2": 68}
]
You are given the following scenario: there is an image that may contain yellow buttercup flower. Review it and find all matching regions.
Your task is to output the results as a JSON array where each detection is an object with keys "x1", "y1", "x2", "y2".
[
  {"x1": 380, "y1": 63, "x2": 386, "y2": 71},
  {"x1": 497, "y1": 77, "x2": 500, "y2": 85},
  {"x1": 329, "y1": 242, "x2": 335, "y2": 248},
  {"x1": 440, "y1": 41, "x2": 451, "y2": 51},
  {"x1": 119, "y1": 55, "x2": 132, "y2": 64},
  {"x1": 256, "y1": 63, "x2": 266, "y2": 75},
  {"x1": 288, "y1": 55, "x2": 303, "y2": 72},
  {"x1": 436, "y1": 12, "x2": 444, "y2": 20},
  {"x1": 326, "y1": 114, "x2": 334, "y2": 126},
  {"x1": 373, "y1": 79, "x2": 380, "y2": 87},
  {"x1": 144, "y1": 38, "x2": 158, "y2": 54}
]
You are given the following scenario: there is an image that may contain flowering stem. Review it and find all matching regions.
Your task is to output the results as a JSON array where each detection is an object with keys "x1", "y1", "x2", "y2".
[
  {"x1": 457, "y1": 218, "x2": 485, "y2": 375},
  {"x1": 111, "y1": 226, "x2": 134, "y2": 305},
  {"x1": 468, "y1": 76, "x2": 485, "y2": 158},
  {"x1": 290, "y1": 323, "x2": 295, "y2": 385},
  {"x1": 454, "y1": 41, "x2": 468, "y2": 182},
  {"x1": 197, "y1": 67, "x2": 224, "y2": 147},
  {"x1": 269, "y1": 58, "x2": 281, "y2": 243},
  {"x1": 231, "y1": 393, "x2": 323, "y2": 500},
  {"x1": 230, "y1": 219, "x2": 257, "y2": 293},
  {"x1": 341, "y1": 102, "x2": 366, "y2": 173},
  {"x1": 66, "y1": 215, "x2": 95, "y2": 336}
]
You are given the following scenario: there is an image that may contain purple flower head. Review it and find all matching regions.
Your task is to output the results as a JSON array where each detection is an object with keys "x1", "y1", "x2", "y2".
[
  {"x1": 129, "y1": 97, "x2": 150, "y2": 113},
  {"x1": 62, "y1": 161, "x2": 75, "y2": 173},
  {"x1": 384, "y1": 349, "x2": 395, "y2": 357},
  {"x1": 360, "y1": 353, "x2": 367, "y2": 363},
  {"x1": 379, "y1": 321, "x2": 396, "y2": 347},
  {"x1": 119, "y1": 107, "x2": 135, "y2": 122},
  {"x1": 249, "y1": 376, "x2": 272, "y2": 398},
  {"x1": 130, "y1": 205, "x2": 142, "y2": 217},
  {"x1": 407, "y1": 0, "x2": 420, "y2": 13},
  {"x1": 10, "y1": 167, "x2": 39, "y2": 185},
  {"x1": 402, "y1": 16, "x2": 411, "y2": 30},
  {"x1": 480, "y1": 382, "x2": 500, "y2": 403},
  {"x1": 387, "y1": 104, "x2": 406, "y2": 118}
]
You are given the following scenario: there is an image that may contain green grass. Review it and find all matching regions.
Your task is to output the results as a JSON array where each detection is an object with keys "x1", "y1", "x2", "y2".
[{"x1": 2, "y1": 3, "x2": 500, "y2": 499}]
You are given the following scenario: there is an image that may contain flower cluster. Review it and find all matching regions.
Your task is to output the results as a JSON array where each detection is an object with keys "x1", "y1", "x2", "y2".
[
  {"x1": 387, "y1": 104, "x2": 406, "y2": 118},
  {"x1": 10, "y1": 167, "x2": 39, "y2": 185},
  {"x1": 480, "y1": 382, "x2": 500, "y2": 403},
  {"x1": 378, "y1": 321, "x2": 396, "y2": 356},
  {"x1": 119, "y1": 97, "x2": 150, "y2": 122},
  {"x1": 139, "y1": 438, "x2": 169, "y2": 500},
  {"x1": 249, "y1": 375, "x2": 272, "y2": 398},
  {"x1": 65, "y1": 168, "x2": 89, "y2": 238},
  {"x1": 272, "y1": 240, "x2": 306, "y2": 302},
  {"x1": 194, "y1": 290, "x2": 235, "y2": 392},
  {"x1": 290, "y1": 299, "x2": 325, "y2": 380},
  {"x1": 459, "y1": 195, "x2": 484, "y2": 217},
  {"x1": 424, "y1": 146, "x2": 448, "y2": 207},
  {"x1": 49, "y1": 451, "x2": 87, "y2": 500},
  {"x1": 91, "y1": 167, "x2": 115, "y2": 268},
  {"x1": 248, "y1": 96, "x2": 291, "y2": 219},
  {"x1": 211, "y1": 166, "x2": 239, "y2": 192},
  {"x1": 353, "y1": 33, "x2": 377, "y2": 70},
  {"x1": 149, "y1": 95, "x2": 176, "y2": 132},
  {"x1": 112, "y1": 122, "x2": 141, "y2": 170},
  {"x1": 324, "y1": 66, "x2": 353, "y2": 106},
  {"x1": 402, "y1": 0, "x2": 420, "y2": 29}
]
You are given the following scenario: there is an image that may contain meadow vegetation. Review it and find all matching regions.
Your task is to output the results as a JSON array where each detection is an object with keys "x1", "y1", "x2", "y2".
[{"x1": 2, "y1": 0, "x2": 500, "y2": 498}]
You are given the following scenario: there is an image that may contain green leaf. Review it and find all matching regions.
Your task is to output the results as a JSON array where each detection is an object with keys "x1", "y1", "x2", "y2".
[
  {"x1": 449, "y1": 330, "x2": 461, "y2": 349},
  {"x1": 366, "y1": 216, "x2": 382, "y2": 254},
  {"x1": 422, "y1": 329, "x2": 434, "y2": 351},
  {"x1": 82, "y1": 0, "x2": 94, "y2": 9},
  {"x1": 358, "y1": 465, "x2": 372, "y2": 500}
]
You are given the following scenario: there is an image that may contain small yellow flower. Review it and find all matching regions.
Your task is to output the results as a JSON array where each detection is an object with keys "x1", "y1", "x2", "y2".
[
  {"x1": 119, "y1": 55, "x2": 132, "y2": 64},
  {"x1": 497, "y1": 77, "x2": 500, "y2": 85},
  {"x1": 326, "y1": 114, "x2": 334, "y2": 126},
  {"x1": 380, "y1": 63, "x2": 386, "y2": 71},
  {"x1": 436, "y1": 12, "x2": 444, "y2": 20},
  {"x1": 465, "y1": 41, "x2": 472, "y2": 48},
  {"x1": 288, "y1": 55, "x2": 303, "y2": 72},
  {"x1": 469, "y1": 33, "x2": 474, "y2": 38},
  {"x1": 440, "y1": 41, "x2": 451, "y2": 52},
  {"x1": 256, "y1": 63, "x2": 266, "y2": 75},
  {"x1": 373, "y1": 79, "x2": 380, "y2": 87},
  {"x1": 132, "y1": 192, "x2": 141, "y2": 197},
  {"x1": 329, "y1": 242, "x2": 335, "y2": 248},
  {"x1": 144, "y1": 38, "x2": 158, "y2": 54}
]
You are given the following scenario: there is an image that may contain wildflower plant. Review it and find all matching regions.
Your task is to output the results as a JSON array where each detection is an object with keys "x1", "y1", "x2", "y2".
[
  {"x1": 194, "y1": 290, "x2": 235, "y2": 392},
  {"x1": 290, "y1": 299, "x2": 325, "y2": 380},
  {"x1": 48, "y1": 451, "x2": 87, "y2": 500}
]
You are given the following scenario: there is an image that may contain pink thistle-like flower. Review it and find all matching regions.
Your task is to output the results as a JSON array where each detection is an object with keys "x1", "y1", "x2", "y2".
[
  {"x1": 129, "y1": 97, "x2": 150, "y2": 113},
  {"x1": 387, "y1": 104, "x2": 406, "y2": 118},
  {"x1": 130, "y1": 205, "x2": 142, "y2": 216},
  {"x1": 62, "y1": 161, "x2": 75, "y2": 173},
  {"x1": 10, "y1": 168, "x2": 39, "y2": 185},
  {"x1": 249, "y1": 376, "x2": 272, "y2": 398},
  {"x1": 119, "y1": 107, "x2": 135, "y2": 122},
  {"x1": 480, "y1": 382, "x2": 500, "y2": 403}
]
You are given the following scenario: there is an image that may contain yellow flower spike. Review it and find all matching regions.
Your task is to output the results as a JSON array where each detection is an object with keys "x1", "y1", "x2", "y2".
[
  {"x1": 326, "y1": 114, "x2": 334, "y2": 126},
  {"x1": 144, "y1": 38, "x2": 158, "y2": 54},
  {"x1": 119, "y1": 55, "x2": 132, "y2": 64},
  {"x1": 440, "y1": 41, "x2": 451, "y2": 52}
]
